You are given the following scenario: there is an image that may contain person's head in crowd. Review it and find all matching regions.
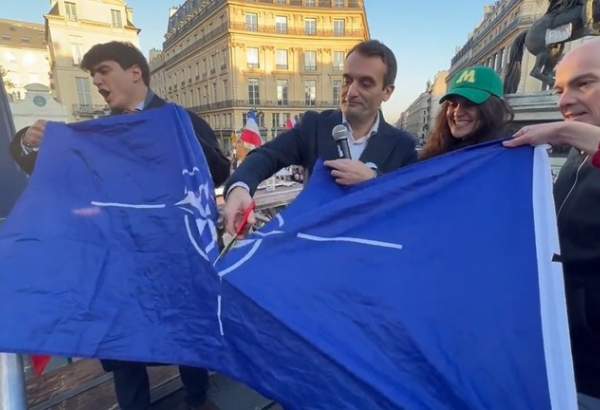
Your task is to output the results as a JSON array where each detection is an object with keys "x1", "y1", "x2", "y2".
[
  {"x1": 80, "y1": 41, "x2": 150, "y2": 113},
  {"x1": 342, "y1": 40, "x2": 396, "y2": 126},
  {"x1": 420, "y1": 66, "x2": 513, "y2": 160},
  {"x1": 503, "y1": 39, "x2": 600, "y2": 156},
  {"x1": 553, "y1": 39, "x2": 600, "y2": 127}
]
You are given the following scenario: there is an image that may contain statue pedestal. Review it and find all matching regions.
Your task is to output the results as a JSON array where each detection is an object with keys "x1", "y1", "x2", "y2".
[{"x1": 505, "y1": 91, "x2": 562, "y2": 124}]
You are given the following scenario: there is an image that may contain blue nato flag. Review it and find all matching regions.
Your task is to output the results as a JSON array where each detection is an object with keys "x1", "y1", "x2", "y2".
[{"x1": 0, "y1": 112, "x2": 578, "y2": 410}]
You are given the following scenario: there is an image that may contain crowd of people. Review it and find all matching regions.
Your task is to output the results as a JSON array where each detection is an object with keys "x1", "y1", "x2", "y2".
[{"x1": 8, "y1": 35, "x2": 600, "y2": 409}]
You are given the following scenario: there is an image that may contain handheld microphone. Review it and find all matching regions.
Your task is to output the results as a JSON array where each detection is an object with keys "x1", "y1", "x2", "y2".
[{"x1": 332, "y1": 124, "x2": 352, "y2": 159}]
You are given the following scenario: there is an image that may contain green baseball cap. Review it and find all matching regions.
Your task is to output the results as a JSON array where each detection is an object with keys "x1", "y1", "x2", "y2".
[{"x1": 440, "y1": 66, "x2": 504, "y2": 105}]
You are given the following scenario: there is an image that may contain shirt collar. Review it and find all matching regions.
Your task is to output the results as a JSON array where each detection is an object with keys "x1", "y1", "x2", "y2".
[
  {"x1": 342, "y1": 112, "x2": 380, "y2": 144},
  {"x1": 111, "y1": 89, "x2": 154, "y2": 114}
]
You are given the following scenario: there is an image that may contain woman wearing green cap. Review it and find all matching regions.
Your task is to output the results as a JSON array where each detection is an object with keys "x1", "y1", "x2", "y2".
[{"x1": 420, "y1": 66, "x2": 513, "y2": 160}]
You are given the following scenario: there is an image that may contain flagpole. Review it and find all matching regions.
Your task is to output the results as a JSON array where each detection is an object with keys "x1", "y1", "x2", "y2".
[{"x1": 0, "y1": 354, "x2": 27, "y2": 410}]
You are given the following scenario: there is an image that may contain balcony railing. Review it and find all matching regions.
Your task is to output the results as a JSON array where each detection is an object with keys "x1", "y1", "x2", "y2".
[
  {"x1": 163, "y1": 23, "x2": 229, "y2": 64},
  {"x1": 189, "y1": 99, "x2": 337, "y2": 112},
  {"x1": 165, "y1": 0, "x2": 226, "y2": 47},
  {"x1": 450, "y1": 0, "x2": 524, "y2": 66},
  {"x1": 450, "y1": 15, "x2": 535, "y2": 73},
  {"x1": 165, "y1": 0, "x2": 362, "y2": 45},
  {"x1": 229, "y1": 21, "x2": 364, "y2": 37},
  {"x1": 72, "y1": 104, "x2": 109, "y2": 115}
]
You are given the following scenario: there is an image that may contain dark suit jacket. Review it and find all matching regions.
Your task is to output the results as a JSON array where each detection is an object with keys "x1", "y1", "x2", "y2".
[
  {"x1": 9, "y1": 94, "x2": 230, "y2": 186},
  {"x1": 225, "y1": 110, "x2": 417, "y2": 195}
]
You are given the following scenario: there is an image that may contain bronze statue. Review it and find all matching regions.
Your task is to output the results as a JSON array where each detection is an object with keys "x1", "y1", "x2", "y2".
[
  {"x1": 504, "y1": 32, "x2": 527, "y2": 94},
  {"x1": 525, "y1": 0, "x2": 599, "y2": 88}
]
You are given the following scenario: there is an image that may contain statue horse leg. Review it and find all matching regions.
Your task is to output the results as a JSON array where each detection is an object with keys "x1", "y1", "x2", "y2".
[{"x1": 530, "y1": 51, "x2": 551, "y2": 86}]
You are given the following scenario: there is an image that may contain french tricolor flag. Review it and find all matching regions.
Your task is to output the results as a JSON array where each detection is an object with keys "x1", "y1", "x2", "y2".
[{"x1": 241, "y1": 111, "x2": 262, "y2": 148}]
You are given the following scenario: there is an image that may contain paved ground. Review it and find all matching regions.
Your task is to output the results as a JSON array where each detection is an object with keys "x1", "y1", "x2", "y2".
[{"x1": 151, "y1": 373, "x2": 283, "y2": 410}]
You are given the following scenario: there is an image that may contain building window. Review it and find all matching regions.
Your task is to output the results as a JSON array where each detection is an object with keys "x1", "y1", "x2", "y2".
[
  {"x1": 333, "y1": 51, "x2": 344, "y2": 71},
  {"x1": 305, "y1": 0, "x2": 316, "y2": 6},
  {"x1": 333, "y1": 19, "x2": 345, "y2": 36},
  {"x1": 277, "y1": 80, "x2": 288, "y2": 105},
  {"x1": 497, "y1": 48, "x2": 505, "y2": 72},
  {"x1": 304, "y1": 50, "x2": 317, "y2": 71},
  {"x1": 71, "y1": 44, "x2": 83, "y2": 65},
  {"x1": 65, "y1": 2, "x2": 78, "y2": 21},
  {"x1": 275, "y1": 0, "x2": 287, "y2": 4},
  {"x1": 76, "y1": 77, "x2": 91, "y2": 107},
  {"x1": 247, "y1": 47, "x2": 259, "y2": 69},
  {"x1": 272, "y1": 112, "x2": 281, "y2": 129},
  {"x1": 222, "y1": 48, "x2": 228, "y2": 69},
  {"x1": 213, "y1": 82, "x2": 218, "y2": 102},
  {"x1": 111, "y1": 9, "x2": 122, "y2": 28},
  {"x1": 275, "y1": 16, "x2": 288, "y2": 34},
  {"x1": 333, "y1": 0, "x2": 345, "y2": 6},
  {"x1": 257, "y1": 112, "x2": 265, "y2": 127},
  {"x1": 276, "y1": 49, "x2": 288, "y2": 70},
  {"x1": 304, "y1": 80, "x2": 316, "y2": 106},
  {"x1": 246, "y1": 13, "x2": 258, "y2": 32},
  {"x1": 223, "y1": 79, "x2": 229, "y2": 100},
  {"x1": 333, "y1": 79, "x2": 341, "y2": 105},
  {"x1": 305, "y1": 18, "x2": 317, "y2": 35},
  {"x1": 248, "y1": 78, "x2": 260, "y2": 105},
  {"x1": 210, "y1": 53, "x2": 216, "y2": 73}
]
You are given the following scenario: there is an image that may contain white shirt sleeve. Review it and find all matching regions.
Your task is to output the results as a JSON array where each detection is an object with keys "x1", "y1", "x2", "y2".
[{"x1": 226, "y1": 182, "x2": 251, "y2": 198}]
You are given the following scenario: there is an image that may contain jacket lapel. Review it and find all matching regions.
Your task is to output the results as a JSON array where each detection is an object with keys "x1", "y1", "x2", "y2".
[
  {"x1": 359, "y1": 116, "x2": 395, "y2": 167},
  {"x1": 317, "y1": 111, "x2": 343, "y2": 161}
]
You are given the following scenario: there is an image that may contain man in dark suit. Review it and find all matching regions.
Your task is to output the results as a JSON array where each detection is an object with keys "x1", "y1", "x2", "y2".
[
  {"x1": 9, "y1": 41, "x2": 225, "y2": 410},
  {"x1": 223, "y1": 40, "x2": 417, "y2": 235}
]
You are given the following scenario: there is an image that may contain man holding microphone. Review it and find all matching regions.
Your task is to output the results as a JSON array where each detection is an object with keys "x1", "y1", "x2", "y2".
[{"x1": 223, "y1": 40, "x2": 417, "y2": 235}]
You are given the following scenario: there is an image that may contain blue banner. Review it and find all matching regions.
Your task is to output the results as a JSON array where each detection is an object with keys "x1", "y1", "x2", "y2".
[
  {"x1": 0, "y1": 104, "x2": 223, "y2": 363},
  {"x1": 0, "y1": 114, "x2": 575, "y2": 409},
  {"x1": 215, "y1": 143, "x2": 574, "y2": 409}
]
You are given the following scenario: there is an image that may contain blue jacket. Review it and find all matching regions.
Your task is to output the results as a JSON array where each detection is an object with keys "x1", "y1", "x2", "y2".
[{"x1": 225, "y1": 110, "x2": 417, "y2": 195}]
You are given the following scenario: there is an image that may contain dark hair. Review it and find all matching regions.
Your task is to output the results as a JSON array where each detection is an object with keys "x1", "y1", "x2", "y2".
[
  {"x1": 420, "y1": 96, "x2": 514, "y2": 160},
  {"x1": 347, "y1": 40, "x2": 397, "y2": 87},
  {"x1": 80, "y1": 41, "x2": 150, "y2": 86}
]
